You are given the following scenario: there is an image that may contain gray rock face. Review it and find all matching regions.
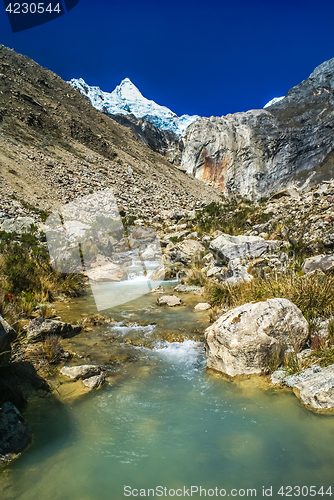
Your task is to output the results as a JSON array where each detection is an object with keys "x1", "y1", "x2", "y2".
[
  {"x1": 272, "y1": 364, "x2": 334, "y2": 410},
  {"x1": 0, "y1": 217, "x2": 38, "y2": 234},
  {"x1": 293, "y1": 365, "x2": 334, "y2": 409},
  {"x1": 173, "y1": 284, "x2": 204, "y2": 294},
  {"x1": 0, "y1": 402, "x2": 31, "y2": 464},
  {"x1": 60, "y1": 365, "x2": 101, "y2": 380},
  {"x1": 205, "y1": 298, "x2": 309, "y2": 377},
  {"x1": 0, "y1": 315, "x2": 16, "y2": 365},
  {"x1": 218, "y1": 265, "x2": 253, "y2": 286},
  {"x1": 25, "y1": 318, "x2": 81, "y2": 342},
  {"x1": 302, "y1": 254, "x2": 334, "y2": 273},
  {"x1": 165, "y1": 239, "x2": 205, "y2": 265},
  {"x1": 181, "y1": 57, "x2": 334, "y2": 197},
  {"x1": 209, "y1": 233, "x2": 278, "y2": 261}
]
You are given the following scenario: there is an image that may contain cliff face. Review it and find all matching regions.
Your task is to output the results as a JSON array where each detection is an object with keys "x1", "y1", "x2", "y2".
[
  {"x1": 181, "y1": 58, "x2": 334, "y2": 197},
  {"x1": 109, "y1": 113, "x2": 184, "y2": 165}
]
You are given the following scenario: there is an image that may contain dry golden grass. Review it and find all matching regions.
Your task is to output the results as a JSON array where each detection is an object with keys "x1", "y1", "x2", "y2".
[
  {"x1": 0, "y1": 230, "x2": 84, "y2": 328},
  {"x1": 205, "y1": 272, "x2": 334, "y2": 332}
]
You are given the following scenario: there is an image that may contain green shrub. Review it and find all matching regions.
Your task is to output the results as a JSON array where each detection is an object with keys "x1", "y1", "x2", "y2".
[{"x1": 192, "y1": 200, "x2": 272, "y2": 236}]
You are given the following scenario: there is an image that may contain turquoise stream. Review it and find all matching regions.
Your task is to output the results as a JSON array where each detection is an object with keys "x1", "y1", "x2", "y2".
[{"x1": 1, "y1": 287, "x2": 334, "y2": 500}]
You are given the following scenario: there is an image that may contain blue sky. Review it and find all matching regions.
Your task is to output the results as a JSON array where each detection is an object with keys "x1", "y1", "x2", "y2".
[{"x1": 1, "y1": 0, "x2": 334, "y2": 117}]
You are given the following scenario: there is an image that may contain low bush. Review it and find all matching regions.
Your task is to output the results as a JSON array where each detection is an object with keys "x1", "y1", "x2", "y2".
[{"x1": 0, "y1": 227, "x2": 84, "y2": 324}]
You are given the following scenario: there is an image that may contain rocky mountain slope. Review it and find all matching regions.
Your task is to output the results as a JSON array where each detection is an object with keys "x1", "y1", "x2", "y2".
[
  {"x1": 181, "y1": 57, "x2": 334, "y2": 197},
  {"x1": 109, "y1": 112, "x2": 184, "y2": 165},
  {"x1": 0, "y1": 46, "x2": 221, "y2": 225}
]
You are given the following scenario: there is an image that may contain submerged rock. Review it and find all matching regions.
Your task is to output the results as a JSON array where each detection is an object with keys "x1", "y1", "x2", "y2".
[
  {"x1": 204, "y1": 298, "x2": 309, "y2": 377},
  {"x1": 194, "y1": 302, "x2": 211, "y2": 311},
  {"x1": 174, "y1": 284, "x2": 204, "y2": 294},
  {"x1": 82, "y1": 373, "x2": 105, "y2": 390},
  {"x1": 0, "y1": 402, "x2": 31, "y2": 465},
  {"x1": 150, "y1": 286, "x2": 165, "y2": 294},
  {"x1": 60, "y1": 365, "x2": 101, "y2": 380},
  {"x1": 157, "y1": 295, "x2": 182, "y2": 307},
  {"x1": 25, "y1": 318, "x2": 81, "y2": 342}
]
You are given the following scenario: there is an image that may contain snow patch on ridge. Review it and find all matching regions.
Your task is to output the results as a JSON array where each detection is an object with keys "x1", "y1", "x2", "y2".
[
  {"x1": 69, "y1": 77, "x2": 199, "y2": 136},
  {"x1": 264, "y1": 96, "x2": 285, "y2": 108}
]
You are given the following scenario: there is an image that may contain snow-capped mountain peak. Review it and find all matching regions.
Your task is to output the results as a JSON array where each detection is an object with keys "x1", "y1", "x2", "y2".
[
  {"x1": 114, "y1": 77, "x2": 146, "y2": 101},
  {"x1": 69, "y1": 77, "x2": 199, "y2": 135},
  {"x1": 264, "y1": 96, "x2": 285, "y2": 108}
]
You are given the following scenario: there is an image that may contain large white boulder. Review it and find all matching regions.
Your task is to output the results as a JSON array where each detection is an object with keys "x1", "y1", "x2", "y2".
[{"x1": 204, "y1": 298, "x2": 309, "y2": 376}]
